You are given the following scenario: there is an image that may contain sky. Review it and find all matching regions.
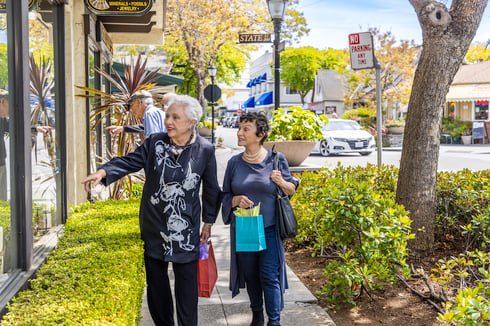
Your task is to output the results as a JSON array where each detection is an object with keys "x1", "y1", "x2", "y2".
[{"x1": 295, "y1": 0, "x2": 490, "y2": 49}]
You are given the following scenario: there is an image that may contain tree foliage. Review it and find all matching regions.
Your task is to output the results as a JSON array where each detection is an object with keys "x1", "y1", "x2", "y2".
[
  {"x1": 344, "y1": 28, "x2": 419, "y2": 114},
  {"x1": 465, "y1": 41, "x2": 490, "y2": 63},
  {"x1": 280, "y1": 47, "x2": 347, "y2": 105},
  {"x1": 282, "y1": 0, "x2": 310, "y2": 45},
  {"x1": 164, "y1": 0, "x2": 308, "y2": 107},
  {"x1": 0, "y1": 44, "x2": 7, "y2": 89}
]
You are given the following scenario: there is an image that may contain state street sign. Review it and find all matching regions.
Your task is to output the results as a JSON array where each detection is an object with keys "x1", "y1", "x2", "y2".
[
  {"x1": 348, "y1": 32, "x2": 375, "y2": 70},
  {"x1": 239, "y1": 34, "x2": 272, "y2": 43}
]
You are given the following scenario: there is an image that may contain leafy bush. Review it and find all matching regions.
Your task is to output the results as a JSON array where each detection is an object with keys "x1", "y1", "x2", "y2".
[
  {"x1": 340, "y1": 107, "x2": 375, "y2": 120},
  {"x1": 436, "y1": 169, "x2": 490, "y2": 250},
  {"x1": 340, "y1": 107, "x2": 376, "y2": 129},
  {"x1": 292, "y1": 165, "x2": 490, "y2": 316},
  {"x1": 268, "y1": 106, "x2": 328, "y2": 141},
  {"x1": 441, "y1": 117, "x2": 473, "y2": 138},
  {"x1": 292, "y1": 164, "x2": 413, "y2": 305},
  {"x1": 2, "y1": 199, "x2": 145, "y2": 325},
  {"x1": 385, "y1": 120, "x2": 405, "y2": 128}
]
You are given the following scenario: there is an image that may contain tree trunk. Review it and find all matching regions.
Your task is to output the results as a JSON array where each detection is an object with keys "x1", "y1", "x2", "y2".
[
  {"x1": 396, "y1": 0, "x2": 487, "y2": 257},
  {"x1": 196, "y1": 70, "x2": 206, "y2": 110}
]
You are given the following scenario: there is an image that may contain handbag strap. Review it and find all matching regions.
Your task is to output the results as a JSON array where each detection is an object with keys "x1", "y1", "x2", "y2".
[{"x1": 271, "y1": 149, "x2": 284, "y2": 197}]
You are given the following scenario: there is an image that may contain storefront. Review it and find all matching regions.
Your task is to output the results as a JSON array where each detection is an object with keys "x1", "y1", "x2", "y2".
[
  {"x1": 445, "y1": 61, "x2": 490, "y2": 122},
  {"x1": 0, "y1": 0, "x2": 172, "y2": 313}
]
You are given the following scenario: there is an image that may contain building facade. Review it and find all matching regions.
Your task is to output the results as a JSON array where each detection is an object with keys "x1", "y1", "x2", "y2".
[
  {"x1": 446, "y1": 61, "x2": 490, "y2": 122},
  {"x1": 243, "y1": 50, "x2": 303, "y2": 117},
  {"x1": 0, "y1": 0, "x2": 182, "y2": 312}
]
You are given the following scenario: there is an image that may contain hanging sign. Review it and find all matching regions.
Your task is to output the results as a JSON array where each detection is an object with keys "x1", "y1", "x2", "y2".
[
  {"x1": 0, "y1": 0, "x2": 36, "y2": 13},
  {"x1": 84, "y1": 0, "x2": 153, "y2": 15},
  {"x1": 348, "y1": 32, "x2": 375, "y2": 70}
]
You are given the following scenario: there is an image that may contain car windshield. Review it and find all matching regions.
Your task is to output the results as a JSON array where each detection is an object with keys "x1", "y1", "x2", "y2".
[{"x1": 323, "y1": 120, "x2": 361, "y2": 131}]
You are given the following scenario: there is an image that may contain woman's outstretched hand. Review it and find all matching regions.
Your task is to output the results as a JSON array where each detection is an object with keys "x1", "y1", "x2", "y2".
[{"x1": 81, "y1": 169, "x2": 107, "y2": 193}]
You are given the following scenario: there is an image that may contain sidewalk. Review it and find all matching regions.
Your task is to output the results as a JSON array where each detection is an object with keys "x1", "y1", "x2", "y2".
[{"x1": 139, "y1": 147, "x2": 335, "y2": 326}]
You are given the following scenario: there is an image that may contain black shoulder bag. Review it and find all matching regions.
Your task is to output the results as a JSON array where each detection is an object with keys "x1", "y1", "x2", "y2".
[{"x1": 273, "y1": 150, "x2": 298, "y2": 240}]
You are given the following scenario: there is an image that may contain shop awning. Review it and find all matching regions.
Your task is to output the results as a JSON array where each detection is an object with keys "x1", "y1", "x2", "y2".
[
  {"x1": 242, "y1": 96, "x2": 255, "y2": 108},
  {"x1": 446, "y1": 84, "x2": 490, "y2": 102},
  {"x1": 255, "y1": 92, "x2": 273, "y2": 106},
  {"x1": 110, "y1": 61, "x2": 184, "y2": 93}
]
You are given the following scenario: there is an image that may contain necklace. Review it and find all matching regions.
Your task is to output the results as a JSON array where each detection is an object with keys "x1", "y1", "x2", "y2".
[
  {"x1": 243, "y1": 147, "x2": 263, "y2": 160},
  {"x1": 170, "y1": 131, "x2": 195, "y2": 155}
]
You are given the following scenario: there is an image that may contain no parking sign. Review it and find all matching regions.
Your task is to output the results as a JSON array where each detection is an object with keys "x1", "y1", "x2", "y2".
[{"x1": 348, "y1": 32, "x2": 375, "y2": 70}]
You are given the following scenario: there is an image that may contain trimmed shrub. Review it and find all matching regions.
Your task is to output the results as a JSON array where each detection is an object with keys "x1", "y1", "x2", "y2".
[{"x1": 1, "y1": 199, "x2": 145, "y2": 325}]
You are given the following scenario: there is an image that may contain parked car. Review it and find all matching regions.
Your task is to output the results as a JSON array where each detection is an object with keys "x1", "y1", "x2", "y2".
[
  {"x1": 223, "y1": 116, "x2": 233, "y2": 128},
  {"x1": 312, "y1": 119, "x2": 376, "y2": 156},
  {"x1": 229, "y1": 116, "x2": 240, "y2": 128}
]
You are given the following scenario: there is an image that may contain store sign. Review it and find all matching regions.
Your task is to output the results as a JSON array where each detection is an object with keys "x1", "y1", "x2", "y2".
[
  {"x1": 0, "y1": 0, "x2": 36, "y2": 13},
  {"x1": 85, "y1": 0, "x2": 153, "y2": 15},
  {"x1": 475, "y1": 100, "x2": 489, "y2": 106},
  {"x1": 238, "y1": 34, "x2": 272, "y2": 43}
]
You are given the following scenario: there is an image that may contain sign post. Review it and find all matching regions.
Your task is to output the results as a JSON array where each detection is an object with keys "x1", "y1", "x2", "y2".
[{"x1": 348, "y1": 32, "x2": 382, "y2": 166}]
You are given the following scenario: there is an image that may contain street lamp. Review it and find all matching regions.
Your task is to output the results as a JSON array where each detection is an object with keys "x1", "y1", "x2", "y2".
[
  {"x1": 267, "y1": 0, "x2": 288, "y2": 110},
  {"x1": 207, "y1": 63, "x2": 217, "y2": 145}
]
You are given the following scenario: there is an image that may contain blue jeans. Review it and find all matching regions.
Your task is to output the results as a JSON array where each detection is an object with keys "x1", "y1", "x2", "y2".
[{"x1": 237, "y1": 227, "x2": 281, "y2": 324}]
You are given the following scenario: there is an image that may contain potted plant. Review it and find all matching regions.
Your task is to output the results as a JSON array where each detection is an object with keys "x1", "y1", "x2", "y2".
[
  {"x1": 385, "y1": 120, "x2": 405, "y2": 134},
  {"x1": 460, "y1": 127, "x2": 472, "y2": 145},
  {"x1": 197, "y1": 118, "x2": 216, "y2": 137},
  {"x1": 264, "y1": 106, "x2": 328, "y2": 166}
]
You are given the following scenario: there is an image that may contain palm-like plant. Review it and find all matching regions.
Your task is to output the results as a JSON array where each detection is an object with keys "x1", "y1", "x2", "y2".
[
  {"x1": 77, "y1": 54, "x2": 169, "y2": 199},
  {"x1": 29, "y1": 54, "x2": 56, "y2": 198}
]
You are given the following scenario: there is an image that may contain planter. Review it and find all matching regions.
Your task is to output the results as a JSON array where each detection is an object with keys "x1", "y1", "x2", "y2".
[
  {"x1": 461, "y1": 135, "x2": 472, "y2": 145},
  {"x1": 263, "y1": 140, "x2": 316, "y2": 166},
  {"x1": 386, "y1": 126, "x2": 405, "y2": 134},
  {"x1": 197, "y1": 127, "x2": 211, "y2": 137}
]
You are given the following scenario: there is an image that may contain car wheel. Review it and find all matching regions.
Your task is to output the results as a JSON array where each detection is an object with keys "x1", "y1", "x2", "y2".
[
  {"x1": 359, "y1": 152, "x2": 371, "y2": 156},
  {"x1": 319, "y1": 140, "x2": 330, "y2": 156}
]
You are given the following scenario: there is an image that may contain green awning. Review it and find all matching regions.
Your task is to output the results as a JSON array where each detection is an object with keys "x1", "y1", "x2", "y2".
[{"x1": 111, "y1": 61, "x2": 184, "y2": 87}]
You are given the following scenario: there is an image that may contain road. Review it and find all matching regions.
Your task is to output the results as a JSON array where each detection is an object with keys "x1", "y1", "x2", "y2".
[{"x1": 215, "y1": 126, "x2": 490, "y2": 172}]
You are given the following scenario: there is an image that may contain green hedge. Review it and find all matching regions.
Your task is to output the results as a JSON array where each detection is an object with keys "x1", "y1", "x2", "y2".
[{"x1": 1, "y1": 199, "x2": 145, "y2": 325}]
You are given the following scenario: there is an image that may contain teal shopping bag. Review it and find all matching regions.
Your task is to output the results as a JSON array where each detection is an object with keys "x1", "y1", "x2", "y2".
[{"x1": 235, "y1": 215, "x2": 267, "y2": 252}]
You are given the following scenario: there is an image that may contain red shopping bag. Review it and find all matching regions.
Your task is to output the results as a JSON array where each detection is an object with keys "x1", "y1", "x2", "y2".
[{"x1": 197, "y1": 241, "x2": 218, "y2": 298}]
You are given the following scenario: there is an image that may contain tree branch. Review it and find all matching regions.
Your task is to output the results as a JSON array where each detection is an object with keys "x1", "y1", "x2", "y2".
[{"x1": 395, "y1": 274, "x2": 445, "y2": 314}]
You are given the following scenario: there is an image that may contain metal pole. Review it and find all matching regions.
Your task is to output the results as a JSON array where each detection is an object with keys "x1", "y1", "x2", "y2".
[
  {"x1": 375, "y1": 58, "x2": 382, "y2": 167},
  {"x1": 211, "y1": 76, "x2": 215, "y2": 145},
  {"x1": 273, "y1": 19, "x2": 281, "y2": 110}
]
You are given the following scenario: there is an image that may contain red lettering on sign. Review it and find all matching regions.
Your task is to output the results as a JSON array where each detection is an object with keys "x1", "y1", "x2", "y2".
[{"x1": 349, "y1": 33, "x2": 360, "y2": 45}]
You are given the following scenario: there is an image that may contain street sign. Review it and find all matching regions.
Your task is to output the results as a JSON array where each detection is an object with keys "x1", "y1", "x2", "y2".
[
  {"x1": 348, "y1": 32, "x2": 375, "y2": 70},
  {"x1": 204, "y1": 84, "x2": 221, "y2": 103},
  {"x1": 277, "y1": 41, "x2": 286, "y2": 53},
  {"x1": 238, "y1": 34, "x2": 272, "y2": 43},
  {"x1": 237, "y1": 108, "x2": 242, "y2": 115}
]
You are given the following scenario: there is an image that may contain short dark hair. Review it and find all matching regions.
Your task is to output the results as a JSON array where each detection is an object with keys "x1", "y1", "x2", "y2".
[{"x1": 240, "y1": 112, "x2": 269, "y2": 144}]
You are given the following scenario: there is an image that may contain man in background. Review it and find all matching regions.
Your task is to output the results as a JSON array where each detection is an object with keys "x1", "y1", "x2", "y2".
[{"x1": 106, "y1": 92, "x2": 174, "y2": 137}]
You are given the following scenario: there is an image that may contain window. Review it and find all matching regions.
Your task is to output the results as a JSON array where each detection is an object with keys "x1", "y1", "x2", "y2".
[
  {"x1": 474, "y1": 100, "x2": 489, "y2": 120},
  {"x1": 285, "y1": 87, "x2": 298, "y2": 95}
]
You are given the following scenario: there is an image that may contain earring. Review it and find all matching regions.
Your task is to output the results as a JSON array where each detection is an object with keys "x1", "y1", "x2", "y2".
[{"x1": 187, "y1": 126, "x2": 192, "y2": 131}]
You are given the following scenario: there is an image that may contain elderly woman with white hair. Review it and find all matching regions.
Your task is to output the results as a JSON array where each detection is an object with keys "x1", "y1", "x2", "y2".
[{"x1": 82, "y1": 94, "x2": 221, "y2": 326}]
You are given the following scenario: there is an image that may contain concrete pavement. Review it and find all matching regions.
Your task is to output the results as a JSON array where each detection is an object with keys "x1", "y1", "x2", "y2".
[{"x1": 139, "y1": 147, "x2": 335, "y2": 326}]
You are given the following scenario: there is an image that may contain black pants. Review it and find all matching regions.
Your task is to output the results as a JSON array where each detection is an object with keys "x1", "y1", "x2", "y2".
[{"x1": 144, "y1": 256, "x2": 198, "y2": 326}]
